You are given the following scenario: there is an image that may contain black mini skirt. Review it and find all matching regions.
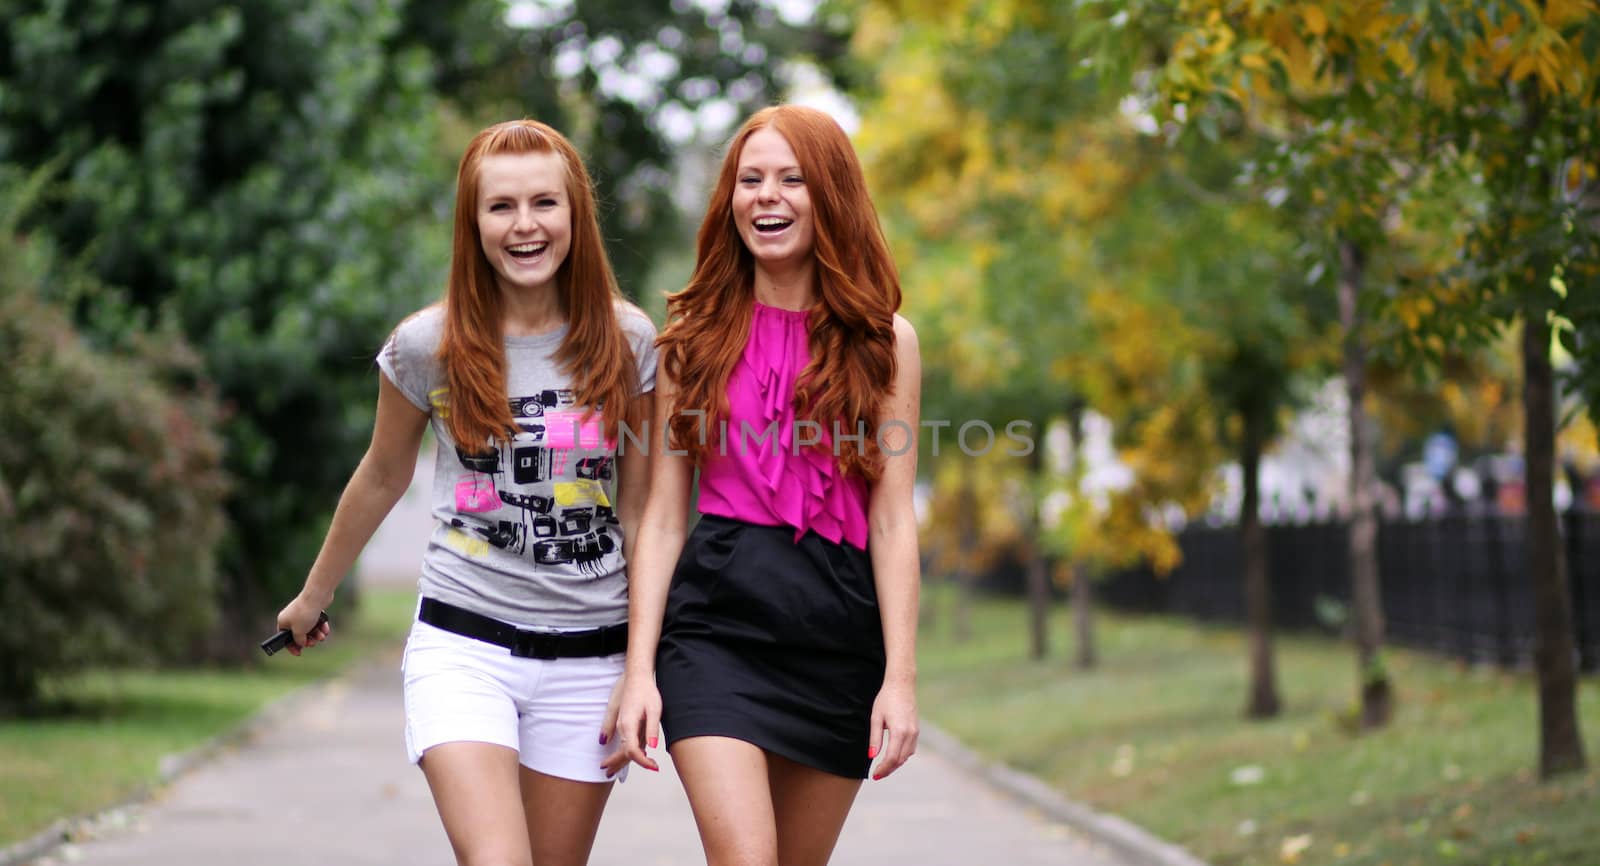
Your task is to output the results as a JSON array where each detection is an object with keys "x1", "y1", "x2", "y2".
[{"x1": 655, "y1": 514, "x2": 886, "y2": 779}]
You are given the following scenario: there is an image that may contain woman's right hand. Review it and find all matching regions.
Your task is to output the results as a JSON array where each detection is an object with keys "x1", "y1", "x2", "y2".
[
  {"x1": 274, "y1": 594, "x2": 332, "y2": 657},
  {"x1": 600, "y1": 670, "x2": 662, "y2": 776}
]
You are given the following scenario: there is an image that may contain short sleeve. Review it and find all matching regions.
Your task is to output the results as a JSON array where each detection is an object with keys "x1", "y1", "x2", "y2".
[
  {"x1": 375, "y1": 306, "x2": 444, "y2": 413},
  {"x1": 620, "y1": 306, "x2": 659, "y2": 395}
]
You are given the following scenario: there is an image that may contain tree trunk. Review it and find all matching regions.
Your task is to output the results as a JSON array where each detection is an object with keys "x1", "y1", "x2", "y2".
[
  {"x1": 1066, "y1": 406, "x2": 1096, "y2": 669},
  {"x1": 1338, "y1": 238, "x2": 1392, "y2": 729},
  {"x1": 1523, "y1": 312, "x2": 1587, "y2": 777},
  {"x1": 1025, "y1": 448, "x2": 1050, "y2": 661},
  {"x1": 953, "y1": 458, "x2": 977, "y2": 643},
  {"x1": 1242, "y1": 410, "x2": 1281, "y2": 718},
  {"x1": 1071, "y1": 569, "x2": 1097, "y2": 670}
]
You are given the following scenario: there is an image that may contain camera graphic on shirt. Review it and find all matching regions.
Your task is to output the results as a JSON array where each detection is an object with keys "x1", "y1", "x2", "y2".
[
  {"x1": 449, "y1": 516, "x2": 526, "y2": 555},
  {"x1": 558, "y1": 507, "x2": 597, "y2": 535},
  {"x1": 498, "y1": 490, "x2": 554, "y2": 514},
  {"x1": 531, "y1": 531, "x2": 615, "y2": 566},
  {"x1": 455, "y1": 445, "x2": 500, "y2": 474},
  {"x1": 575, "y1": 456, "x2": 614, "y2": 481},
  {"x1": 512, "y1": 445, "x2": 552, "y2": 484},
  {"x1": 508, "y1": 390, "x2": 572, "y2": 421}
]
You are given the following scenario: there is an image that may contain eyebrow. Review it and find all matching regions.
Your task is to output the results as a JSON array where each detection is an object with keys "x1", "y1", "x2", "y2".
[
  {"x1": 737, "y1": 165, "x2": 801, "y2": 174},
  {"x1": 482, "y1": 189, "x2": 564, "y2": 200}
]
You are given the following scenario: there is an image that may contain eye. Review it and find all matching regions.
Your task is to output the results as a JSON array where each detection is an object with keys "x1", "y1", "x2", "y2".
[
  {"x1": 783, "y1": 175, "x2": 804, "y2": 185},
  {"x1": 536, "y1": 197, "x2": 558, "y2": 208},
  {"x1": 739, "y1": 176, "x2": 759, "y2": 186},
  {"x1": 488, "y1": 202, "x2": 511, "y2": 212}
]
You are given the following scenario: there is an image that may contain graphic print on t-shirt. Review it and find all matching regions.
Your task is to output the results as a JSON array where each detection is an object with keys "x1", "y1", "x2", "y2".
[{"x1": 444, "y1": 389, "x2": 618, "y2": 574}]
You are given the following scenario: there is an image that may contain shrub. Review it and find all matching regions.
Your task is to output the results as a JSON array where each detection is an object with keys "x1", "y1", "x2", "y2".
[{"x1": 0, "y1": 230, "x2": 228, "y2": 711}]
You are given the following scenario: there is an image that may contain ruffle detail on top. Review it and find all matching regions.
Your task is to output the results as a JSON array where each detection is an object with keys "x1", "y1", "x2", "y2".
[{"x1": 738, "y1": 302, "x2": 867, "y2": 549}]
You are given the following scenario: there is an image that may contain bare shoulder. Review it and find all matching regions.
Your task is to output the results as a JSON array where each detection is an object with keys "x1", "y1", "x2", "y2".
[{"x1": 891, "y1": 313, "x2": 920, "y2": 358}]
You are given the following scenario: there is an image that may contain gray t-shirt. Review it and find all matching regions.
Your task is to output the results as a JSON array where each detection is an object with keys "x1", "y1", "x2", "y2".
[{"x1": 377, "y1": 303, "x2": 658, "y2": 628}]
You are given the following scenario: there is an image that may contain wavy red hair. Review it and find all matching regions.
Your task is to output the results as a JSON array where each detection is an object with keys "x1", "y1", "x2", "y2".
[
  {"x1": 658, "y1": 105, "x2": 902, "y2": 480},
  {"x1": 437, "y1": 119, "x2": 640, "y2": 452}
]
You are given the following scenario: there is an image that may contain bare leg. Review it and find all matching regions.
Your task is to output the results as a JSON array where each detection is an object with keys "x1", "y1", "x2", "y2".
[
  {"x1": 421, "y1": 742, "x2": 532, "y2": 866},
  {"x1": 670, "y1": 736, "x2": 779, "y2": 866},
  {"x1": 768, "y1": 753, "x2": 862, "y2": 866},
  {"x1": 519, "y1": 766, "x2": 613, "y2": 866}
]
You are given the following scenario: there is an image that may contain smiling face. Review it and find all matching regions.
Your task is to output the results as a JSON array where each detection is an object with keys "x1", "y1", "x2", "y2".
[
  {"x1": 732, "y1": 127, "x2": 815, "y2": 273},
  {"x1": 476, "y1": 150, "x2": 572, "y2": 296}
]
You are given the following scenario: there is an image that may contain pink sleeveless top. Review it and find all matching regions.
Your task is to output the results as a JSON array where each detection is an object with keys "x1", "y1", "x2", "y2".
[{"x1": 696, "y1": 302, "x2": 870, "y2": 549}]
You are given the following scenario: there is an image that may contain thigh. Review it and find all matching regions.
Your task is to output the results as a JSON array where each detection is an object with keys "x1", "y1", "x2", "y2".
[
  {"x1": 768, "y1": 752, "x2": 862, "y2": 866},
  {"x1": 670, "y1": 736, "x2": 779, "y2": 866},
  {"x1": 519, "y1": 767, "x2": 613, "y2": 866},
  {"x1": 421, "y1": 741, "x2": 531, "y2": 866}
]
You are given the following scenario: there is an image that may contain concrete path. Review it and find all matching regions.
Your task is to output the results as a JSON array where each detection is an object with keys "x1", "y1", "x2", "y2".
[
  {"x1": 25, "y1": 651, "x2": 1126, "y2": 866},
  {"x1": 19, "y1": 453, "x2": 1136, "y2": 866}
]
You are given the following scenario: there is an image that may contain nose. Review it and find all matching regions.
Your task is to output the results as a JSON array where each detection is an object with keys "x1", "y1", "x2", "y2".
[
  {"x1": 757, "y1": 178, "x2": 780, "y2": 204},
  {"x1": 513, "y1": 204, "x2": 535, "y2": 233}
]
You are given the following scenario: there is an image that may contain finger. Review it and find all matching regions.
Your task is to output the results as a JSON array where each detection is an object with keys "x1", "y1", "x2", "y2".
[
  {"x1": 599, "y1": 705, "x2": 619, "y2": 746},
  {"x1": 626, "y1": 712, "x2": 659, "y2": 772},
  {"x1": 871, "y1": 727, "x2": 894, "y2": 780},
  {"x1": 645, "y1": 707, "x2": 661, "y2": 754},
  {"x1": 877, "y1": 724, "x2": 919, "y2": 779},
  {"x1": 601, "y1": 748, "x2": 630, "y2": 778},
  {"x1": 623, "y1": 736, "x2": 656, "y2": 772},
  {"x1": 867, "y1": 709, "x2": 885, "y2": 764}
]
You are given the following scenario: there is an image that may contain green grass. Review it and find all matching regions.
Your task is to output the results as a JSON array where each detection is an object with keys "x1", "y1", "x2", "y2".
[
  {"x1": 918, "y1": 589, "x2": 1600, "y2": 866},
  {"x1": 0, "y1": 587, "x2": 416, "y2": 848}
]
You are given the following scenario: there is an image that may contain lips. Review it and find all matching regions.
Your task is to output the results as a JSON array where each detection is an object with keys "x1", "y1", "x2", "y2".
[
  {"x1": 507, "y1": 241, "x2": 549, "y2": 261},
  {"x1": 753, "y1": 216, "x2": 793, "y2": 234}
]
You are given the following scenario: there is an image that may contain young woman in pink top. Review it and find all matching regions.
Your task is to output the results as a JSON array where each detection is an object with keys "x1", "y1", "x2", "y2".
[{"x1": 603, "y1": 104, "x2": 923, "y2": 865}]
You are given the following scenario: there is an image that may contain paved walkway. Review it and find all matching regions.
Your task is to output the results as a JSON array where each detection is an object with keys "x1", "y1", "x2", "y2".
[
  {"x1": 25, "y1": 652, "x2": 1128, "y2": 866},
  {"x1": 20, "y1": 454, "x2": 1136, "y2": 866}
]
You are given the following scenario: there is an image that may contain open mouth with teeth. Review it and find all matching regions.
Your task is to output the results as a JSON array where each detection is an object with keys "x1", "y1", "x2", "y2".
[
  {"x1": 753, "y1": 217, "x2": 793, "y2": 234},
  {"x1": 508, "y1": 241, "x2": 549, "y2": 261}
]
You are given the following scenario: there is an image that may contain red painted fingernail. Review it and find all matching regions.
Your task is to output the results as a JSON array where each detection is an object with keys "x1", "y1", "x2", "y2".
[
  {"x1": 647, "y1": 765, "x2": 660, "y2": 772},
  {"x1": 648, "y1": 736, "x2": 658, "y2": 749},
  {"x1": 599, "y1": 734, "x2": 608, "y2": 745},
  {"x1": 868, "y1": 746, "x2": 878, "y2": 759},
  {"x1": 872, "y1": 773, "x2": 884, "y2": 781}
]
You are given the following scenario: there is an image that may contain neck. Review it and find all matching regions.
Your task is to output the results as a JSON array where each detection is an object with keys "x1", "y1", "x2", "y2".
[
  {"x1": 752, "y1": 260, "x2": 817, "y2": 311},
  {"x1": 499, "y1": 282, "x2": 566, "y2": 337}
]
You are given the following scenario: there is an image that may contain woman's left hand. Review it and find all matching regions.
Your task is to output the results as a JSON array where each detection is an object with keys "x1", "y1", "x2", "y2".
[{"x1": 867, "y1": 676, "x2": 918, "y2": 780}]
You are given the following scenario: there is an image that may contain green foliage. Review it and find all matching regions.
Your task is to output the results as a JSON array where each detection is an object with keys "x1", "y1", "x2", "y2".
[
  {"x1": 0, "y1": 0, "x2": 460, "y2": 634},
  {"x1": 0, "y1": 208, "x2": 227, "y2": 711},
  {"x1": 0, "y1": 1, "x2": 844, "y2": 643}
]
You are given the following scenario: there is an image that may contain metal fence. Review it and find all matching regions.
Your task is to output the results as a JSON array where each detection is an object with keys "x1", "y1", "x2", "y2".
[{"x1": 1083, "y1": 512, "x2": 1600, "y2": 673}]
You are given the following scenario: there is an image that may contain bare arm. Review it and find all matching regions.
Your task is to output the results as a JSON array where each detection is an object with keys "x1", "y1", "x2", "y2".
[
  {"x1": 866, "y1": 314, "x2": 923, "y2": 779},
  {"x1": 615, "y1": 391, "x2": 656, "y2": 568},
  {"x1": 602, "y1": 363, "x2": 694, "y2": 773},
  {"x1": 277, "y1": 372, "x2": 429, "y2": 648}
]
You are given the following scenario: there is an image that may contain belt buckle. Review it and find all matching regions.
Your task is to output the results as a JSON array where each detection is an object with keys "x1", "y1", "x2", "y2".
[{"x1": 511, "y1": 629, "x2": 561, "y2": 660}]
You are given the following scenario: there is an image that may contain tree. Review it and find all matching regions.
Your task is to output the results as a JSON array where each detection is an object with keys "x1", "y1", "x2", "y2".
[
  {"x1": 0, "y1": 0, "x2": 841, "y2": 651},
  {"x1": 0, "y1": 0, "x2": 472, "y2": 650},
  {"x1": 1148, "y1": 0, "x2": 1596, "y2": 773},
  {"x1": 0, "y1": 173, "x2": 227, "y2": 707},
  {"x1": 849, "y1": 0, "x2": 1300, "y2": 677}
]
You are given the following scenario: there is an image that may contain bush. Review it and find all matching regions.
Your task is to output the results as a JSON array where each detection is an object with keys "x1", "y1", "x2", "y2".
[{"x1": 0, "y1": 230, "x2": 228, "y2": 712}]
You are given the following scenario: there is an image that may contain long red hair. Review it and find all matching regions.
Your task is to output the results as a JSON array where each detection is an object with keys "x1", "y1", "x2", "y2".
[
  {"x1": 437, "y1": 119, "x2": 639, "y2": 452},
  {"x1": 658, "y1": 105, "x2": 901, "y2": 480}
]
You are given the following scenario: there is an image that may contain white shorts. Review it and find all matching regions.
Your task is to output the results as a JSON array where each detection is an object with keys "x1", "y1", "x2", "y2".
[{"x1": 400, "y1": 617, "x2": 626, "y2": 783}]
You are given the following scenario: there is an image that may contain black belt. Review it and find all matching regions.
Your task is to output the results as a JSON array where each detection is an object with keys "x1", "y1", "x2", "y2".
[{"x1": 418, "y1": 597, "x2": 627, "y2": 659}]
